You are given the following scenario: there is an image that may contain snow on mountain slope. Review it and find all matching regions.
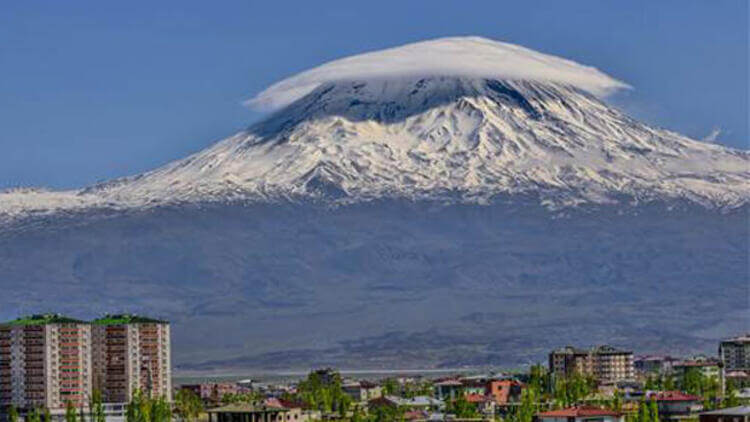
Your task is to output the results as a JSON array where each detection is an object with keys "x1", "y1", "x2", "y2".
[{"x1": 1, "y1": 37, "x2": 748, "y2": 222}]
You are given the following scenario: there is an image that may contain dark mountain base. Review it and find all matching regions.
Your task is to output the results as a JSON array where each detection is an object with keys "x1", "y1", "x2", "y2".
[{"x1": 1, "y1": 201, "x2": 747, "y2": 371}]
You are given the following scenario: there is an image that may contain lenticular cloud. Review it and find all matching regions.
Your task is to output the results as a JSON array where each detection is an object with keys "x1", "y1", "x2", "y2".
[{"x1": 248, "y1": 36, "x2": 630, "y2": 111}]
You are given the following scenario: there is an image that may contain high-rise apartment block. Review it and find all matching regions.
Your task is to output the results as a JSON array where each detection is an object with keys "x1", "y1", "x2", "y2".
[
  {"x1": 719, "y1": 334, "x2": 750, "y2": 372},
  {"x1": 549, "y1": 345, "x2": 634, "y2": 384},
  {"x1": 0, "y1": 314, "x2": 170, "y2": 415},
  {"x1": 0, "y1": 315, "x2": 92, "y2": 413},
  {"x1": 92, "y1": 315, "x2": 172, "y2": 403}
]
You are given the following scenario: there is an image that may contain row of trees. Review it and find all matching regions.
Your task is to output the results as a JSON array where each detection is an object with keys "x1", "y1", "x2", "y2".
[
  {"x1": 6, "y1": 389, "x2": 108, "y2": 422},
  {"x1": 294, "y1": 370, "x2": 352, "y2": 416}
]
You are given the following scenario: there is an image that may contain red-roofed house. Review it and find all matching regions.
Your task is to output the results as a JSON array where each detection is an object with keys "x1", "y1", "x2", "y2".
[
  {"x1": 536, "y1": 406, "x2": 624, "y2": 422},
  {"x1": 648, "y1": 391, "x2": 703, "y2": 420}
]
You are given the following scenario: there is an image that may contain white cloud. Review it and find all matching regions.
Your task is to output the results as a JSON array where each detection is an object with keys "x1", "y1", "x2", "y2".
[
  {"x1": 248, "y1": 36, "x2": 630, "y2": 111},
  {"x1": 702, "y1": 127, "x2": 722, "y2": 143}
]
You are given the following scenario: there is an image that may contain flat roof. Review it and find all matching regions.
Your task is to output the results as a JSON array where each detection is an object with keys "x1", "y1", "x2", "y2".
[
  {"x1": 92, "y1": 314, "x2": 168, "y2": 325},
  {"x1": 1, "y1": 314, "x2": 87, "y2": 326},
  {"x1": 208, "y1": 404, "x2": 289, "y2": 414},
  {"x1": 700, "y1": 406, "x2": 750, "y2": 416}
]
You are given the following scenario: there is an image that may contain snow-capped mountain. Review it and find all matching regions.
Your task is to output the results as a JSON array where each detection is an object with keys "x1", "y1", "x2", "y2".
[
  {"x1": 1, "y1": 37, "x2": 747, "y2": 369},
  {"x1": 2, "y1": 37, "x2": 748, "y2": 223}
]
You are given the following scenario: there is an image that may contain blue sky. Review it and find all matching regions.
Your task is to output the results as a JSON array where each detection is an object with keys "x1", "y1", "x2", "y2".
[{"x1": 1, "y1": 1, "x2": 747, "y2": 189}]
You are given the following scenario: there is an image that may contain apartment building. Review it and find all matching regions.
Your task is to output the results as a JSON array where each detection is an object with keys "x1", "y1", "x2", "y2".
[
  {"x1": 0, "y1": 314, "x2": 92, "y2": 414},
  {"x1": 91, "y1": 315, "x2": 171, "y2": 404},
  {"x1": 720, "y1": 334, "x2": 750, "y2": 372},
  {"x1": 549, "y1": 345, "x2": 634, "y2": 384}
]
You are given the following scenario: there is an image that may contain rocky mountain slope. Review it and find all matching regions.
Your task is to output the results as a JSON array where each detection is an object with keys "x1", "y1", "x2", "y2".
[{"x1": 0, "y1": 37, "x2": 747, "y2": 370}]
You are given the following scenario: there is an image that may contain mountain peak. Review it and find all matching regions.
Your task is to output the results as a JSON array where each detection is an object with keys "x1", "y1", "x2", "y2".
[
  {"x1": 1, "y1": 42, "x2": 748, "y2": 223},
  {"x1": 249, "y1": 36, "x2": 630, "y2": 111}
]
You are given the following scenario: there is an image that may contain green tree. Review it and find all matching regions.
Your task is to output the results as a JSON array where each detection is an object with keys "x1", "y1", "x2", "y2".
[
  {"x1": 89, "y1": 390, "x2": 105, "y2": 422},
  {"x1": 663, "y1": 375, "x2": 675, "y2": 391},
  {"x1": 722, "y1": 379, "x2": 740, "y2": 409},
  {"x1": 79, "y1": 403, "x2": 86, "y2": 422},
  {"x1": 27, "y1": 407, "x2": 41, "y2": 422},
  {"x1": 43, "y1": 408, "x2": 51, "y2": 422},
  {"x1": 553, "y1": 372, "x2": 594, "y2": 408},
  {"x1": 648, "y1": 399, "x2": 659, "y2": 422},
  {"x1": 368, "y1": 404, "x2": 404, "y2": 422},
  {"x1": 126, "y1": 390, "x2": 172, "y2": 422},
  {"x1": 529, "y1": 364, "x2": 549, "y2": 394},
  {"x1": 637, "y1": 397, "x2": 650, "y2": 422},
  {"x1": 65, "y1": 401, "x2": 78, "y2": 422},
  {"x1": 447, "y1": 394, "x2": 479, "y2": 419},
  {"x1": 609, "y1": 389, "x2": 623, "y2": 412},
  {"x1": 8, "y1": 405, "x2": 19, "y2": 422},
  {"x1": 175, "y1": 389, "x2": 203, "y2": 422},
  {"x1": 297, "y1": 370, "x2": 351, "y2": 414},
  {"x1": 382, "y1": 379, "x2": 399, "y2": 396},
  {"x1": 511, "y1": 385, "x2": 540, "y2": 422}
]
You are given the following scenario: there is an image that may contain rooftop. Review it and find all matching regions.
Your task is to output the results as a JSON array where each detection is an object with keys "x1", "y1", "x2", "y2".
[
  {"x1": 92, "y1": 314, "x2": 168, "y2": 325},
  {"x1": 207, "y1": 404, "x2": 289, "y2": 414},
  {"x1": 722, "y1": 334, "x2": 750, "y2": 344},
  {"x1": 649, "y1": 391, "x2": 702, "y2": 402},
  {"x1": 700, "y1": 406, "x2": 750, "y2": 416},
  {"x1": 1, "y1": 314, "x2": 87, "y2": 326},
  {"x1": 538, "y1": 406, "x2": 622, "y2": 418},
  {"x1": 552, "y1": 345, "x2": 631, "y2": 355}
]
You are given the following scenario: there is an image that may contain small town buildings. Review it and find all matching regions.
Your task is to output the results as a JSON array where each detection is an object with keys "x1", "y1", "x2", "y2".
[
  {"x1": 342, "y1": 380, "x2": 382, "y2": 402},
  {"x1": 648, "y1": 391, "x2": 703, "y2": 421},
  {"x1": 635, "y1": 355, "x2": 678, "y2": 374},
  {"x1": 91, "y1": 314, "x2": 172, "y2": 403},
  {"x1": 536, "y1": 406, "x2": 624, "y2": 422},
  {"x1": 0, "y1": 314, "x2": 92, "y2": 414},
  {"x1": 549, "y1": 345, "x2": 634, "y2": 384},
  {"x1": 180, "y1": 382, "x2": 240, "y2": 403},
  {"x1": 699, "y1": 406, "x2": 750, "y2": 422},
  {"x1": 721, "y1": 335, "x2": 750, "y2": 372},
  {"x1": 672, "y1": 357, "x2": 721, "y2": 380}
]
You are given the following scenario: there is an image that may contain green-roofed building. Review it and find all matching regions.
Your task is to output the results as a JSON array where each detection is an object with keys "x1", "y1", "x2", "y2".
[
  {"x1": 1, "y1": 313, "x2": 88, "y2": 326},
  {"x1": 0, "y1": 314, "x2": 92, "y2": 414},
  {"x1": 90, "y1": 314, "x2": 172, "y2": 405}
]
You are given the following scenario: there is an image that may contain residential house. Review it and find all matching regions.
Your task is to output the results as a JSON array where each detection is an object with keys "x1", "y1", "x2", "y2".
[
  {"x1": 536, "y1": 406, "x2": 624, "y2": 422},
  {"x1": 648, "y1": 391, "x2": 703, "y2": 421},
  {"x1": 342, "y1": 380, "x2": 382, "y2": 402},
  {"x1": 486, "y1": 379, "x2": 523, "y2": 405}
]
